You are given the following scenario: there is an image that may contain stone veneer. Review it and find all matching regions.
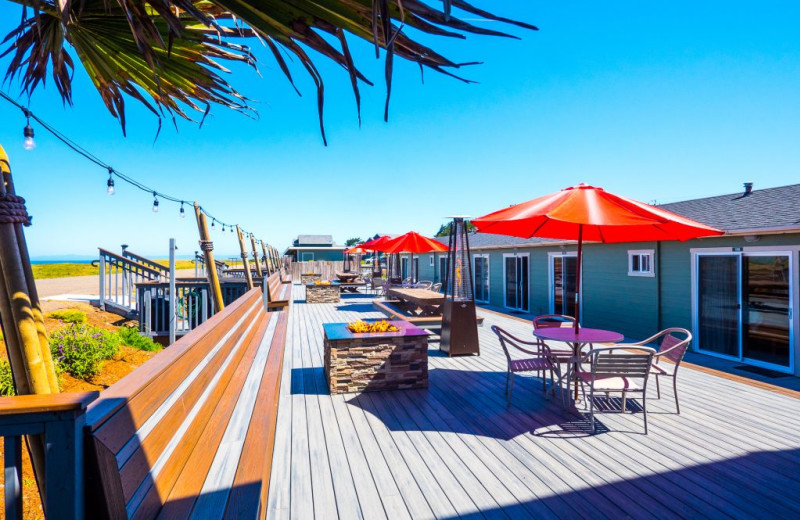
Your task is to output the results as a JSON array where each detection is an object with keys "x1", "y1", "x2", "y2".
[
  {"x1": 324, "y1": 333, "x2": 428, "y2": 394},
  {"x1": 300, "y1": 273, "x2": 322, "y2": 285},
  {"x1": 306, "y1": 283, "x2": 340, "y2": 304}
]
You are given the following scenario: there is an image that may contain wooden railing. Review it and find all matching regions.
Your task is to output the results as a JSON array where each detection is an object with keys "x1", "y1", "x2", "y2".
[
  {"x1": 121, "y1": 249, "x2": 170, "y2": 277},
  {"x1": 136, "y1": 278, "x2": 258, "y2": 338},
  {"x1": 96, "y1": 248, "x2": 162, "y2": 314},
  {"x1": 194, "y1": 252, "x2": 227, "y2": 278},
  {"x1": 0, "y1": 392, "x2": 98, "y2": 520}
]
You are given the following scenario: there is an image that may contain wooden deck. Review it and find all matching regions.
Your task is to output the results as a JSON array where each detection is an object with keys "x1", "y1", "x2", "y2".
[{"x1": 267, "y1": 286, "x2": 800, "y2": 519}]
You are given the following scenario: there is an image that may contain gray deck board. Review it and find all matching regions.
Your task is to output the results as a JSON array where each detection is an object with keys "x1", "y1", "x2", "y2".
[{"x1": 266, "y1": 288, "x2": 800, "y2": 519}]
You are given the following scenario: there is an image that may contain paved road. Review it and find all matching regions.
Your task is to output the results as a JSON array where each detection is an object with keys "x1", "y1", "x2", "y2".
[{"x1": 36, "y1": 269, "x2": 199, "y2": 298}]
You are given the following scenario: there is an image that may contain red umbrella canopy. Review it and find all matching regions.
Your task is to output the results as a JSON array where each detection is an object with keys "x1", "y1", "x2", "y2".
[
  {"x1": 360, "y1": 235, "x2": 391, "y2": 250},
  {"x1": 381, "y1": 231, "x2": 449, "y2": 254},
  {"x1": 344, "y1": 246, "x2": 369, "y2": 254},
  {"x1": 472, "y1": 184, "x2": 723, "y2": 242}
]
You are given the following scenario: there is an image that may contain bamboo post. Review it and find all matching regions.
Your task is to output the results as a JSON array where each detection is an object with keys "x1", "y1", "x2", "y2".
[
  {"x1": 236, "y1": 226, "x2": 254, "y2": 290},
  {"x1": 250, "y1": 235, "x2": 263, "y2": 278},
  {"x1": 0, "y1": 144, "x2": 54, "y2": 505},
  {"x1": 261, "y1": 240, "x2": 275, "y2": 275},
  {"x1": 193, "y1": 203, "x2": 225, "y2": 312}
]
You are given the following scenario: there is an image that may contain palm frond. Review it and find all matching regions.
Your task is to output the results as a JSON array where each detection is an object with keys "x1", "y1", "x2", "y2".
[{"x1": 2, "y1": 0, "x2": 536, "y2": 141}]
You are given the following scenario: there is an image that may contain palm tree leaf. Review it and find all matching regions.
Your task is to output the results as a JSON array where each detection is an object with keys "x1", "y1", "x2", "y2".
[{"x1": 3, "y1": 0, "x2": 535, "y2": 140}]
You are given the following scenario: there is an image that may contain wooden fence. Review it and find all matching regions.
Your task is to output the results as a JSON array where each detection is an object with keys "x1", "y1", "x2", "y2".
[{"x1": 289, "y1": 260, "x2": 375, "y2": 280}]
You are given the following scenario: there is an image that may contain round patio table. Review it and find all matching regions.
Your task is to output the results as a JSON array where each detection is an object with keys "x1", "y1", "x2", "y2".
[{"x1": 533, "y1": 327, "x2": 625, "y2": 401}]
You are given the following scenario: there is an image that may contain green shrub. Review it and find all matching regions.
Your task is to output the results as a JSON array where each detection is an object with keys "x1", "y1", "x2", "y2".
[
  {"x1": 118, "y1": 325, "x2": 162, "y2": 352},
  {"x1": 0, "y1": 360, "x2": 15, "y2": 396},
  {"x1": 50, "y1": 324, "x2": 121, "y2": 380},
  {"x1": 47, "y1": 309, "x2": 87, "y2": 324}
]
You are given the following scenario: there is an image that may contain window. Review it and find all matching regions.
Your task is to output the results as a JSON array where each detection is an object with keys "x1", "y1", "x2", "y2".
[
  {"x1": 429, "y1": 255, "x2": 434, "y2": 267},
  {"x1": 628, "y1": 250, "x2": 654, "y2": 277},
  {"x1": 301, "y1": 252, "x2": 314, "y2": 262}
]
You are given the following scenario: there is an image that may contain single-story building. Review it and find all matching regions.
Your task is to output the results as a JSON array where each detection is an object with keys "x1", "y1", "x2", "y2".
[
  {"x1": 406, "y1": 182, "x2": 800, "y2": 376},
  {"x1": 284, "y1": 235, "x2": 346, "y2": 262}
]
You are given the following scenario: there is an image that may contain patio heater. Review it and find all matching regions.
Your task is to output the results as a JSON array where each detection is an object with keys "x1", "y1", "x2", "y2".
[
  {"x1": 441, "y1": 216, "x2": 480, "y2": 356},
  {"x1": 343, "y1": 250, "x2": 352, "y2": 272}
]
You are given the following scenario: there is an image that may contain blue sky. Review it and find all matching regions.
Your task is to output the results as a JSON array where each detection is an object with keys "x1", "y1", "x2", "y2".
[{"x1": 0, "y1": 1, "x2": 798, "y2": 259}]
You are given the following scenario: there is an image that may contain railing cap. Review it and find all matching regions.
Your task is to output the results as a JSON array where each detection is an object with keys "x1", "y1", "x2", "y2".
[{"x1": 0, "y1": 391, "x2": 99, "y2": 416}]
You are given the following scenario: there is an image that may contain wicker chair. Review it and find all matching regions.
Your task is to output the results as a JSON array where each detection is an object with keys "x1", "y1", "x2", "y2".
[
  {"x1": 491, "y1": 325, "x2": 554, "y2": 407},
  {"x1": 572, "y1": 346, "x2": 656, "y2": 434},
  {"x1": 626, "y1": 328, "x2": 691, "y2": 414}
]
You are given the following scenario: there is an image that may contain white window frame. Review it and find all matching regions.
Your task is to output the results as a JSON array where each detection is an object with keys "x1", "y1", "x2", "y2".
[
  {"x1": 502, "y1": 252, "x2": 530, "y2": 311},
  {"x1": 547, "y1": 251, "x2": 581, "y2": 316},
  {"x1": 473, "y1": 254, "x2": 490, "y2": 304},
  {"x1": 628, "y1": 249, "x2": 655, "y2": 277},
  {"x1": 690, "y1": 245, "x2": 799, "y2": 375},
  {"x1": 429, "y1": 255, "x2": 434, "y2": 267}
]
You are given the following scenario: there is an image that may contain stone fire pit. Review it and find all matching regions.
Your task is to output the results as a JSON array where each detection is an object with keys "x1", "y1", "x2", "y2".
[
  {"x1": 306, "y1": 282, "x2": 340, "y2": 304},
  {"x1": 323, "y1": 321, "x2": 429, "y2": 394},
  {"x1": 300, "y1": 273, "x2": 322, "y2": 285}
]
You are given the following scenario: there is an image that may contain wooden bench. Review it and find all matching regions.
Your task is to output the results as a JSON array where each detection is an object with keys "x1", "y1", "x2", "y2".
[
  {"x1": 84, "y1": 287, "x2": 289, "y2": 519},
  {"x1": 265, "y1": 272, "x2": 291, "y2": 310}
]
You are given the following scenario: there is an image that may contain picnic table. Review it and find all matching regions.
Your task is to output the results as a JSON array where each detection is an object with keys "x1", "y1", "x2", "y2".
[{"x1": 386, "y1": 287, "x2": 445, "y2": 316}]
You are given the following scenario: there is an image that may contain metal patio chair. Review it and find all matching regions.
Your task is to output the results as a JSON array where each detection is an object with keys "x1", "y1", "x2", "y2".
[
  {"x1": 431, "y1": 282, "x2": 442, "y2": 293},
  {"x1": 491, "y1": 325, "x2": 554, "y2": 407},
  {"x1": 627, "y1": 328, "x2": 692, "y2": 414},
  {"x1": 415, "y1": 280, "x2": 433, "y2": 290},
  {"x1": 572, "y1": 346, "x2": 656, "y2": 434}
]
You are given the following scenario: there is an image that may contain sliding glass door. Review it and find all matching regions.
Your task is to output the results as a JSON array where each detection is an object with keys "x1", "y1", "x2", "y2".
[
  {"x1": 696, "y1": 252, "x2": 793, "y2": 370},
  {"x1": 551, "y1": 255, "x2": 578, "y2": 318},
  {"x1": 474, "y1": 255, "x2": 490, "y2": 303},
  {"x1": 504, "y1": 254, "x2": 529, "y2": 311}
]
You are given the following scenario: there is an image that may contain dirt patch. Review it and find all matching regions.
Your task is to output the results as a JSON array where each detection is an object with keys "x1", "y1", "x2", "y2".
[{"x1": 1, "y1": 300, "x2": 156, "y2": 519}]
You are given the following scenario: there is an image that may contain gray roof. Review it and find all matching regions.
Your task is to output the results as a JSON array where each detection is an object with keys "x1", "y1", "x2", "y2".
[
  {"x1": 658, "y1": 183, "x2": 800, "y2": 232},
  {"x1": 432, "y1": 183, "x2": 800, "y2": 250},
  {"x1": 295, "y1": 234, "x2": 333, "y2": 246}
]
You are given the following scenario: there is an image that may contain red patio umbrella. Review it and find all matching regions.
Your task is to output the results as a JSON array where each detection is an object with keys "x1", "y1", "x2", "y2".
[
  {"x1": 472, "y1": 184, "x2": 724, "y2": 332},
  {"x1": 361, "y1": 235, "x2": 391, "y2": 276},
  {"x1": 381, "y1": 231, "x2": 448, "y2": 282}
]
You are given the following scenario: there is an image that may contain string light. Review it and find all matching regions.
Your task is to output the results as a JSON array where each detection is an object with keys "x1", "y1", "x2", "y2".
[
  {"x1": 106, "y1": 169, "x2": 115, "y2": 196},
  {"x1": 0, "y1": 89, "x2": 261, "y2": 237},
  {"x1": 22, "y1": 108, "x2": 35, "y2": 151}
]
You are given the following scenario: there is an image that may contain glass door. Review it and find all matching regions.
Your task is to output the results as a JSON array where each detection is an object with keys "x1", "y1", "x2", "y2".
[
  {"x1": 551, "y1": 255, "x2": 577, "y2": 317},
  {"x1": 401, "y1": 257, "x2": 408, "y2": 280},
  {"x1": 697, "y1": 254, "x2": 740, "y2": 357},
  {"x1": 474, "y1": 256, "x2": 490, "y2": 303},
  {"x1": 696, "y1": 252, "x2": 793, "y2": 370},
  {"x1": 743, "y1": 254, "x2": 791, "y2": 367},
  {"x1": 504, "y1": 255, "x2": 529, "y2": 311}
]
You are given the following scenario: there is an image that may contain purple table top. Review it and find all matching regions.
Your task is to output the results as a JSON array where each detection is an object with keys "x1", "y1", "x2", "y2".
[
  {"x1": 323, "y1": 320, "x2": 429, "y2": 341},
  {"x1": 533, "y1": 327, "x2": 624, "y2": 344}
]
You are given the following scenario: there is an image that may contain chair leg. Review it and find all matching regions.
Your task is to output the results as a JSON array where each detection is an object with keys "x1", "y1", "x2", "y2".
[
  {"x1": 542, "y1": 370, "x2": 547, "y2": 392},
  {"x1": 655, "y1": 375, "x2": 661, "y2": 399},
  {"x1": 643, "y1": 394, "x2": 648, "y2": 435},
  {"x1": 507, "y1": 373, "x2": 514, "y2": 408},
  {"x1": 673, "y1": 376, "x2": 680, "y2": 415},
  {"x1": 505, "y1": 370, "x2": 510, "y2": 395},
  {"x1": 621, "y1": 391, "x2": 627, "y2": 413},
  {"x1": 589, "y1": 388, "x2": 596, "y2": 433}
]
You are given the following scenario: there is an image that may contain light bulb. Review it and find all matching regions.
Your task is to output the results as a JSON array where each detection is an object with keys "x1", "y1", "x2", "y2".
[
  {"x1": 211, "y1": 220, "x2": 215, "y2": 228},
  {"x1": 107, "y1": 175, "x2": 115, "y2": 195},
  {"x1": 23, "y1": 123, "x2": 35, "y2": 151},
  {"x1": 152, "y1": 197, "x2": 159, "y2": 212},
  {"x1": 180, "y1": 204, "x2": 185, "y2": 218}
]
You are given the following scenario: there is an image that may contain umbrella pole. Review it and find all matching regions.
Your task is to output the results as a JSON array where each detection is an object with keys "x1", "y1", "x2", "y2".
[{"x1": 574, "y1": 225, "x2": 583, "y2": 334}]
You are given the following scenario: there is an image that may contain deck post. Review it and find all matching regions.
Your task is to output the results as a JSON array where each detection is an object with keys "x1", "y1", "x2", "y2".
[
  {"x1": 261, "y1": 241, "x2": 271, "y2": 275},
  {"x1": 98, "y1": 253, "x2": 106, "y2": 311},
  {"x1": 168, "y1": 238, "x2": 177, "y2": 345},
  {"x1": 251, "y1": 235, "x2": 263, "y2": 278},
  {"x1": 236, "y1": 226, "x2": 255, "y2": 290},
  {"x1": 193, "y1": 203, "x2": 225, "y2": 312}
]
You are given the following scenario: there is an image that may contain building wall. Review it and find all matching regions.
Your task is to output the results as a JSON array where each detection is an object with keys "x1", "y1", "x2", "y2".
[{"x1": 293, "y1": 249, "x2": 345, "y2": 262}]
